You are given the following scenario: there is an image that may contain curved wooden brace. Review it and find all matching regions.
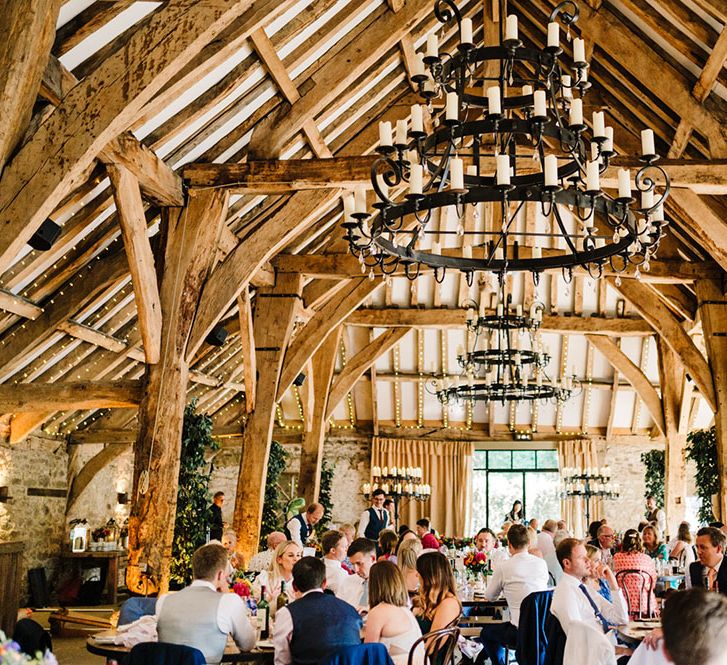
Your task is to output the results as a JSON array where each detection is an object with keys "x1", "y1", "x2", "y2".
[{"x1": 66, "y1": 444, "x2": 129, "y2": 513}]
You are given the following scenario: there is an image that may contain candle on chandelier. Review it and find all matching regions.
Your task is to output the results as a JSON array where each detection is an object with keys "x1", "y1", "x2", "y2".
[
  {"x1": 426, "y1": 34, "x2": 438, "y2": 59},
  {"x1": 586, "y1": 161, "x2": 600, "y2": 191},
  {"x1": 363, "y1": 482, "x2": 371, "y2": 495},
  {"x1": 641, "y1": 188, "x2": 654, "y2": 210},
  {"x1": 569, "y1": 98, "x2": 583, "y2": 126},
  {"x1": 534, "y1": 90, "x2": 547, "y2": 117},
  {"x1": 516, "y1": 304, "x2": 523, "y2": 317},
  {"x1": 505, "y1": 14, "x2": 518, "y2": 41},
  {"x1": 652, "y1": 204, "x2": 664, "y2": 221},
  {"x1": 497, "y1": 302, "x2": 504, "y2": 316},
  {"x1": 487, "y1": 86, "x2": 501, "y2": 115},
  {"x1": 446, "y1": 92, "x2": 458, "y2": 121},
  {"x1": 466, "y1": 164, "x2": 478, "y2": 177},
  {"x1": 641, "y1": 128, "x2": 655, "y2": 156},
  {"x1": 391, "y1": 466, "x2": 397, "y2": 476},
  {"x1": 573, "y1": 37, "x2": 586, "y2": 63},
  {"x1": 461, "y1": 18, "x2": 473, "y2": 44},
  {"x1": 409, "y1": 163, "x2": 423, "y2": 195},
  {"x1": 382, "y1": 466, "x2": 388, "y2": 477},
  {"x1": 372, "y1": 465, "x2": 381, "y2": 477},
  {"x1": 496, "y1": 154, "x2": 510, "y2": 185},
  {"x1": 354, "y1": 188, "x2": 367, "y2": 214},
  {"x1": 379, "y1": 121, "x2": 392, "y2": 147},
  {"x1": 412, "y1": 54, "x2": 425, "y2": 78},
  {"x1": 532, "y1": 246, "x2": 542, "y2": 260},
  {"x1": 547, "y1": 21, "x2": 559, "y2": 48},
  {"x1": 561, "y1": 75, "x2": 573, "y2": 99},
  {"x1": 522, "y1": 84, "x2": 533, "y2": 97},
  {"x1": 592, "y1": 111, "x2": 606, "y2": 138},
  {"x1": 544, "y1": 154, "x2": 558, "y2": 187},
  {"x1": 410, "y1": 105, "x2": 423, "y2": 133},
  {"x1": 450, "y1": 157, "x2": 464, "y2": 189},
  {"x1": 395, "y1": 119, "x2": 407, "y2": 145},
  {"x1": 617, "y1": 169, "x2": 631, "y2": 199}
]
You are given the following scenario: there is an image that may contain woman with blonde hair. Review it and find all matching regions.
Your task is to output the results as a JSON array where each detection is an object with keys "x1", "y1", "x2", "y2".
[
  {"x1": 252, "y1": 539, "x2": 301, "y2": 606},
  {"x1": 397, "y1": 538, "x2": 422, "y2": 596},
  {"x1": 584, "y1": 544, "x2": 612, "y2": 602},
  {"x1": 364, "y1": 561, "x2": 424, "y2": 665},
  {"x1": 642, "y1": 524, "x2": 669, "y2": 561}
]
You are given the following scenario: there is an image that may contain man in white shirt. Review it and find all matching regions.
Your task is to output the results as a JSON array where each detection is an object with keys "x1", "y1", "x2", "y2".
[
  {"x1": 357, "y1": 489, "x2": 390, "y2": 539},
  {"x1": 474, "y1": 527, "x2": 509, "y2": 569},
  {"x1": 479, "y1": 524, "x2": 549, "y2": 665},
  {"x1": 645, "y1": 496, "x2": 667, "y2": 537},
  {"x1": 247, "y1": 531, "x2": 286, "y2": 572},
  {"x1": 338, "y1": 537, "x2": 376, "y2": 609},
  {"x1": 273, "y1": 557, "x2": 362, "y2": 665},
  {"x1": 321, "y1": 529, "x2": 349, "y2": 594},
  {"x1": 156, "y1": 543, "x2": 256, "y2": 665},
  {"x1": 284, "y1": 503, "x2": 324, "y2": 547},
  {"x1": 551, "y1": 538, "x2": 628, "y2": 648},
  {"x1": 537, "y1": 519, "x2": 562, "y2": 584}
]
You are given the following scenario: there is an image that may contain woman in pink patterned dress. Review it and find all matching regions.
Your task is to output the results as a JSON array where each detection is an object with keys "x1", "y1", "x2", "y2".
[{"x1": 613, "y1": 529, "x2": 658, "y2": 618}]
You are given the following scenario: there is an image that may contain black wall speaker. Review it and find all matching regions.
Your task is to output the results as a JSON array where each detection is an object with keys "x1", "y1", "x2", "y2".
[
  {"x1": 293, "y1": 372, "x2": 306, "y2": 387},
  {"x1": 205, "y1": 324, "x2": 228, "y2": 346},
  {"x1": 28, "y1": 219, "x2": 62, "y2": 251}
]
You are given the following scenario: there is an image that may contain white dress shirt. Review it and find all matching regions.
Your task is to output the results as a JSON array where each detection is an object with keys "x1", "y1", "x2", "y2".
[
  {"x1": 484, "y1": 550, "x2": 549, "y2": 627},
  {"x1": 286, "y1": 516, "x2": 311, "y2": 547},
  {"x1": 489, "y1": 546, "x2": 510, "y2": 570},
  {"x1": 155, "y1": 580, "x2": 256, "y2": 651},
  {"x1": 273, "y1": 589, "x2": 323, "y2": 665},
  {"x1": 357, "y1": 507, "x2": 389, "y2": 537},
  {"x1": 324, "y1": 557, "x2": 349, "y2": 594},
  {"x1": 551, "y1": 572, "x2": 628, "y2": 638},
  {"x1": 247, "y1": 548, "x2": 275, "y2": 573},
  {"x1": 338, "y1": 573, "x2": 367, "y2": 608}
]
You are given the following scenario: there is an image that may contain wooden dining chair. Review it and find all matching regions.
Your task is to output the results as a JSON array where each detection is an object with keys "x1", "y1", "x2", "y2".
[
  {"x1": 616, "y1": 568, "x2": 655, "y2": 619},
  {"x1": 407, "y1": 624, "x2": 460, "y2": 665}
]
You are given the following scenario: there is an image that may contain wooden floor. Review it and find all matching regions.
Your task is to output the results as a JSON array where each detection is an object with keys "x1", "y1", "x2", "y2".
[{"x1": 53, "y1": 636, "x2": 100, "y2": 665}]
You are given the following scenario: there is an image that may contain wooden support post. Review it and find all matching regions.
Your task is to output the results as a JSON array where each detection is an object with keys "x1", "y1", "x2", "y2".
[
  {"x1": 298, "y1": 327, "x2": 342, "y2": 504},
  {"x1": 238, "y1": 289, "x2": 256, "y2": 414},
  {"x1": 695, "y1": 279, "x2": 727, "y2": 521},
  {"x1": 233, "y1": 273, "x2": 303, "y2": 565},
  {"x1": 126, "y1": 189, "x2": 228, "y2": 596},
  {"x1": 657, "y1": 337, "x2": 687, "y2": 536}
]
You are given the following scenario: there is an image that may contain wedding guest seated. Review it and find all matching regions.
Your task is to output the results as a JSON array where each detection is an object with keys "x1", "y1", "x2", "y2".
[
  {"x1": 248, "y1": 531, "x2": 287, "y2": 572},
  {"x1": 479, "y1": 524, "x2": 549, "y2": 665},
  {"x1": 364, "y1": 561, "x2": 424, "y2": 665},
  {"x1": 339, "y1": 523, "x2": 356, "y2": 573},
  {"x1": 685, "y1": 526, "x2": 727, "y2": 594},
  {"x1": 537, "y1": 519, "x2": 562, "y2": 584},
  {"x1": 253, "y1": 540, "x2": 301, "y2": 606},
  {"x1": 273, "y1": 557, "x2": 362, "y2": 665},
  {"x1": 556, "y1": 520, "x2": 569, "y2": 534},
  {"x1": 156, "y1": 543, "x2": 255, "y2": 665},
  {"x1": 416, "y1": 519, "x2": 440, "y2": 550},
  {"x1": 397, "y1": 538, "x2": 422, "y2": 597},
  {"x1": 396, "y1": 528, "x2": 418, "y2": 552},
  {"x1": 642, "y1": 588, "x2": 727, "y2": 665},
  {"x1": 475, "y1": 527, "x2": 509, "y2": 569},
  {"x1": 642, "y1": 525, "x2": 669, "y2": 561},
  {"x1": 668, "y1": 521, "x2": 695, "y2": 570},
  {"x1": 529, "y1": 518, "x2": 539, "y2": 532},
  {"x1": 613, "y1": 529, "x2": 657, "y2": 617},
  {"x1": 413, "y1": 551, "x2": 461, "y2": 636},
  {"x1": 587, "y1": 520, "x2": 604, "y2": 544},
  {"x1": 378, "y1": 529, "x2": 398, "y2": 562},
  {"x1": 551, "y1": 538, "x2": 628, "y2": 647},
  {"x1": 339, "y1": 537, "x2": 377, "y2": 609},
  {"x1": 321, "y1": 530, "x2": 348, "y2": 594},
  {"x1": 588, "y1": 524, "x2": 617, "y2": 569},
  {"x1": 527, "y1": 526, "x2": 544, "y2": 558},
  {"x1": 585, "y1": 545, "x2": 612, "y2": 602}
]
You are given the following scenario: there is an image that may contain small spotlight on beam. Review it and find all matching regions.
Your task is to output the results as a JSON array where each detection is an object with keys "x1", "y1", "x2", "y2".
[
  {"x1": 205, "y1": 324, "x2": 228, "y2": 347},
  {"x1": 293, "y1": 373, "x2": 306, "y2": 387},
  {"x1": 28, "y1": 220, "x2": 62, "y2": 251}
]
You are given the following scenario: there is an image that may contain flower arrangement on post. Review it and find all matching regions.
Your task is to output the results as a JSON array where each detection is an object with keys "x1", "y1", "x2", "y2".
[
  {"x1": 463, "y1": 550, "x2": 489, "y2": 575},
  {"x1": 440, "y1": 536, "x2": 474, "y2": 551},
  {"x1": 0, "y1": 632, "x2": 57, "y2": 664}
]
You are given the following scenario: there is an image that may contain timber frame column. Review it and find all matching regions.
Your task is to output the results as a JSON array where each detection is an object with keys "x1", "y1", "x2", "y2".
[
  {"x1": 127, "y1": 189, "x2": 228, "y2": 595},
  {"x1": 234, "y1": 273, "x2": 304, "y2": 563},
  {"x1": 297, "y1": 327, "x2": 342, "y2": 504},
  {"x1": 695, "y1": 279, "x2": 727, "y2": 521}
]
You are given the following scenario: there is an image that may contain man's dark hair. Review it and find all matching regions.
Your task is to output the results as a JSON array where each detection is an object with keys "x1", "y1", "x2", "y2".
[
  {"x1": 292, "y1": 556, "x2": 326, "y2": 592},
  {"x1": 697, "y1": 526, "x2": 727, "y2": 548},
  {"x1": 348, "y1": 537, "x2": 376, "y2": 558},
  {"x1": 556, "y1": 537, "x2": 582, "y2": 568},
  {"x1": 192, "y1": 543, "x2": 228, "y2": 580},
  {"x1": 321, "y1": 530, "x2": 344, "y2": 554},
  {"x1": 383, "y1": 498, "x2": 394, "y2": 508},
  {"x1": 306, "y1": 502, "x2": 323, "y2": 514},
  {"x1": 646, "y1": 495, "x2": 655, "y2": 501},
  {"x1": 372, "y1": 488, "x2": 386, "y2": 498},
  {"x1": 663, "y1": 588, "x2": 727, "y2": 665},
  {"x1": 476, "y1": 527, "x2": 495, "y2": 538},
  {"x1": 507, "y1": 524, "x2": 530, "y2": 550},
  {"x1": 416, "y1": 518, "x2": 430, "y2": 529},
  {"x1": 213, "y1": 491, "x2": 224, "y2": 500}
]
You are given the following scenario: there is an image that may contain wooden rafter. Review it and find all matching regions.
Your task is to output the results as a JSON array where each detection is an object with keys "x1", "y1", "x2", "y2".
[{"x1": 0, "y1": 380, "x2": 142, "y2": 412}]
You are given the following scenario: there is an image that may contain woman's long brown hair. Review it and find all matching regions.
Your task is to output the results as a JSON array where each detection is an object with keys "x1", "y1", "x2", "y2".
[{"x1": 416, "y1": 551, "x2": 461, "y2": 620}]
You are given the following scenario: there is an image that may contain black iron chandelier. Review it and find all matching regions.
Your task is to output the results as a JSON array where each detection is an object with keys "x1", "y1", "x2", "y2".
[
  {"x1": 342, "y1": 0, "x2": 670, "y2": 283},
  {"x1": 427, "y1": 293, "x2": 581, "y2": 405}
]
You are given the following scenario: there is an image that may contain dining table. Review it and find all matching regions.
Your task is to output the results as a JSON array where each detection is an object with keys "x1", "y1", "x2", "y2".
[
  {"x1": 616, "y1": 619, "x2": 662, "y2": 647},
  {"x1": 86, "y1": 634, "x2": 275, "y2": 663}
]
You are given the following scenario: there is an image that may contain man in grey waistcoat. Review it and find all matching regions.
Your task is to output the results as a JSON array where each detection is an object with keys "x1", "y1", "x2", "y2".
[{"x1": 156, "y1": 543, "x2": 256, "y2": 664}]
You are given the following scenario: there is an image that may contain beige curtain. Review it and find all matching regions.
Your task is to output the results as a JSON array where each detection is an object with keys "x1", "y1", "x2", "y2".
[
  {"x1": 557, "y1": 438, "x2": 604, "y2": 538},
  {"x1": 371, "y1": 437, "x2": 474, "y2": 537}
]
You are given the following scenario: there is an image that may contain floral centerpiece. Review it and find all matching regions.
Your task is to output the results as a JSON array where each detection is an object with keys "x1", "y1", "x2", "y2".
[
  {"x1": 440, "y1": 536, "x2": 474, "y2": 550},
  {"x1": 231, "y1": 577, "x2": 252, "y2": 599},
  {"x1": 0, "y1": 632, "x2": 57, "y2": 665},
  {"x1": 463, "y1": 550, "x2": 489, "y2": 575}
]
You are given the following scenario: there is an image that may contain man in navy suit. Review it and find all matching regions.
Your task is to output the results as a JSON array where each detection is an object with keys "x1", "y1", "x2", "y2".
[
  {"x1": 273, "y1": 557, "x2": 362, "y2": 665},
  {"x1": 687, "y1": 526, "x2": 727, "y2": 595}
]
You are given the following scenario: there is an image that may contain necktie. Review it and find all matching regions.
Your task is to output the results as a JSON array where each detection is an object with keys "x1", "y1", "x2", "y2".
[
  {"x1": 579, "y1": 583, "x2": 611, "y2": 633},
  {"x1": 378, "y1": 509, "x2": 383, "y2": 522},
  {"x1": 708, "y1": 567, "x2": 717, "y2": 592}
]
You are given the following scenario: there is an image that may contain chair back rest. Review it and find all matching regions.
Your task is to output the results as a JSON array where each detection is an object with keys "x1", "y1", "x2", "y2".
[
  {"x1": 543, "y1": 614, "x2": 566, "y2": 665},
  {"x1": 118, "y1": 597, "x2": 158, "y2": 626},
  {"x1": 517, "y1": 589, "x2": 554, "y2": 665},
  {"x1": 128, "y1": 641, "x2": 205, "y2": 665},
  {"x1": 615, "y1": 569, "x2": 653, "y2": 618},
  {"x1": 320, "y1": 642, "x2": 394, "y2": 665},
  {"x1": 408, "y1": 623, "x2": 460, "y2": 665}
]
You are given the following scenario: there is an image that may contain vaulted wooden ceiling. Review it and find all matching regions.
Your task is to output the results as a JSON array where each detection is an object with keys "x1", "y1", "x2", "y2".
[{"x1": 0, "y1": 0, "x2": 725, "y2": 451}]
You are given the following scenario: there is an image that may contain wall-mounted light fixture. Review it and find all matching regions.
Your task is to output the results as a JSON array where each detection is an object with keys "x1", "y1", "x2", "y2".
[{"x1": 117, "y1": 492, "x2": 128, "y2": 505}]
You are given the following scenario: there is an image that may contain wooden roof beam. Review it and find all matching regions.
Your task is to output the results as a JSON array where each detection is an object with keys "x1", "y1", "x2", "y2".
[
  {"x1": 346, "y1": 307, "x2": 654, "y2": 335},
  {"x1": 0, "y1": 379, "x2": 142, "y2": 412},
  {"x1": 0, "y1": 0, "x2": 252, "y2": 276}
]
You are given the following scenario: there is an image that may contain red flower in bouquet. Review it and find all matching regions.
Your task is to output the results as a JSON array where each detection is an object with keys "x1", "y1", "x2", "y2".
[
  {"x1": 463, "y1": 550, "x2": 488, "y2": 574},
  {"x1": 232, "y1": 579, "x2": 252, "y2": 598}
]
